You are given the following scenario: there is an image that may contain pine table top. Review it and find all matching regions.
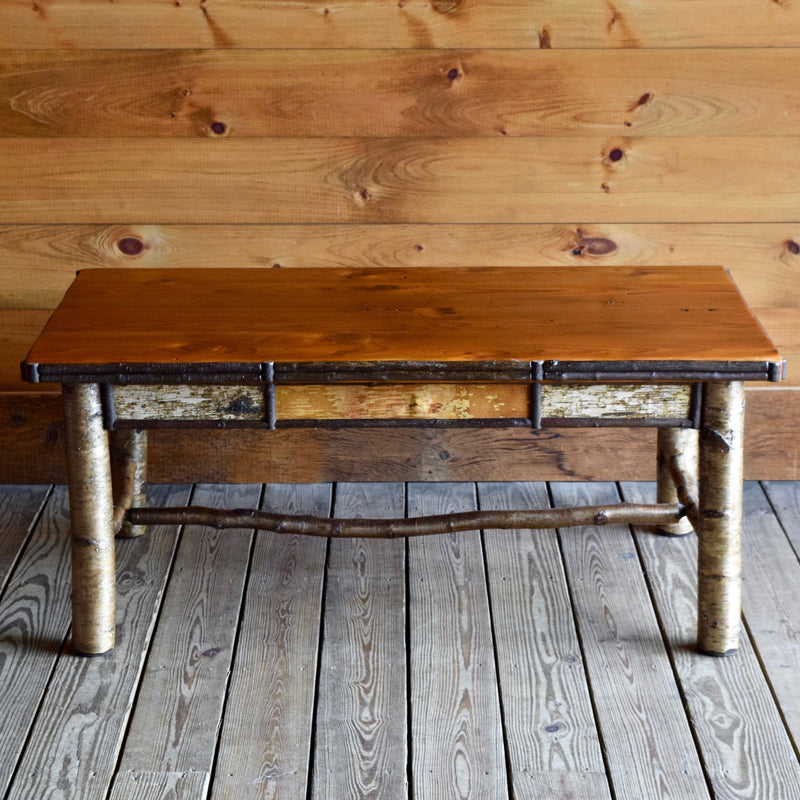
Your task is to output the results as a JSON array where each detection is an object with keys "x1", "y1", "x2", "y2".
[{"x1": 23, "y1": 266, "x2": 784, "y2": 383}]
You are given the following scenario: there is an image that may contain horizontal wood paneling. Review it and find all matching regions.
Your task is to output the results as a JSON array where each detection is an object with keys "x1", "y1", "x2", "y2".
[
  {"x1": 2, "y1": 137, "x2": 799, "y2": 224},
  {"x1": 0, "y1": 310, "x2": 55, "y2": 393},
  {"x1": 1, "y1": 390, "x2": 797, "y2": 483},
  {"x1": 4, "y1": 49, "x2": 799, "y2": 138},
  {"x1": 1, "y1": 4, "x2": 797, "y2": 481},
  {"x1": 2, "y1": 224, "x2": 799, "y2": 310},
  {"x1": 1, "y1": 1, "x2": 798, "y2": 49},
  {"x1": 753, "y1": 308, "x2": 799, "y2": 385}
]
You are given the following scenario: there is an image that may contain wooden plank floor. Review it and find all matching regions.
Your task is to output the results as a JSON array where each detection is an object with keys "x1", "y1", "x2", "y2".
[{"x1": 0, "y1": 480, "x2": 799, "y2": 799}]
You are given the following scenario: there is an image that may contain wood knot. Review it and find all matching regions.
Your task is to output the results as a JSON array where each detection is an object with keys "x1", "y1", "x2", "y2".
[
  {"x1": 572, "y1": 233, "x2": 618, "y2": 257},
  {"x1": 210, "y1": 120, "x2": 228, "y2": 135},
  {"x1": 594, "y1": 510, "x2": 609, "y2": 525},
  {"x1": 785, "y1": 240, "x2": 800, "y2": 255},
  {"x1": 224, "y1": 395, "x2": 257, "y2": 414},
  {"x1": 72, "y1": 536, "x2": 101, "y2": 548},
  {"x1": 538, "y1": 27, "x2": 552, "y2": 48},
  {"x1": 586, "y1": 237, "x2": 617, "y2": 255},
  {"x1": 701, "y1": 427, "x2": 731, "y2": 453},
  {"x1": 117, "y1": 236, "x2": 145, "y2": 256},
  {"x1": 355, "y1": 187, "x2": 374, "y2": 206},
  {"x1": 431, "y1": 0, "x2": 461, "y2": 13}
]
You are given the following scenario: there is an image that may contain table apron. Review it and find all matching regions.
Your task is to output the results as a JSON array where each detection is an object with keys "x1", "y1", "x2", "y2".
[{"x1": 103, "y1": 381, "x2": 701, "y2": 430}]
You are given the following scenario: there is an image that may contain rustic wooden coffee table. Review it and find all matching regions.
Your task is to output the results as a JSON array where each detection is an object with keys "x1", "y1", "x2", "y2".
[{"x1": 22, "y1": 266, "x2": 783, "y2": 657}]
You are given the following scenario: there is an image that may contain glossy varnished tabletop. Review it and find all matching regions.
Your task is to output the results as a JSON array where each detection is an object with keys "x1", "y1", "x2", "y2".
[{"x1": 23, "y1": 266, "x2": 784, "y2": 383}]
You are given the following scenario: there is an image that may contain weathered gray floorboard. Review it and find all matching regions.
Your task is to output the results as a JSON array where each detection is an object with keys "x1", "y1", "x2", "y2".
[
  {"x1": 739, "y1": 481, "x2": 800, "y2": 750},
  {"x1": 5, "y1": 483, "x2": 191, "y2": 800},
  {"x1": 2, "y1": 481, "x2": 800, "y2": 798},
  {"x1": 622, "y1": 481, "x2": 800, "y2": 799},
  {"x1": 0, "y1": 486, "x2": 72, "y2": 796},
  {"x1": 478, "y1": 481, "x2": 611, "y2": 800},
  {"x1": 311, "y1": 482, "x2": 408, "y2": 800},
  {"x1": 109, "y1": 770, "x2": 210, "y2": 800},
  {"x1": 110, "y1": 484, "x2": 261, "y2": 797},
  {"x1": 550, "y1": 481, "x2": 711, "y2": 800},
  {"x1": 407, "y1": 482, "x2": 507, "y2": 800},
  {"x1": 211, "y1": 483, "x2": 332, "y2": 800},
  {"x1": 765, "y1": 481, "x2": 800, "y2": 558},
  {"x1": 0, "y1": 484, "x2": 50, "y2": 591}
]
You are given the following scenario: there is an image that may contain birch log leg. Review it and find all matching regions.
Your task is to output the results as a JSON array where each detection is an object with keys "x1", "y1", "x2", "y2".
[
  {"x1": 697, "y1": 381, "x2": 745, "y2": 657},
  {"x1": 63, "y1": 383, "x2": 116, "y2": 655},
  {"x1": 656, "y1": 427, "x2": 698, "y2": 536},
  {"x1": 111, "y1": 429, "x2": 148, "y2": 538}
]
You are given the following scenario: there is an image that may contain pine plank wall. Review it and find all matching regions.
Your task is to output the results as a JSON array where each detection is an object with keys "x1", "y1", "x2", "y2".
[{"x1": 0, "y1": 0, "x2": 798, "y2": 483}]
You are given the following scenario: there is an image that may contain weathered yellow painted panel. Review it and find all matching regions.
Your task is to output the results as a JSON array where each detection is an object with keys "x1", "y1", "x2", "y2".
[{"x1": 276, "y1": 384, "x2": 529, "y2": 420}]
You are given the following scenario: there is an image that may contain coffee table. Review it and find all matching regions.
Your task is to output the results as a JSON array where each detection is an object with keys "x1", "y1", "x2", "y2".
[{"x1": 22, "y1": 266, "x2": 784, "y2": 656}]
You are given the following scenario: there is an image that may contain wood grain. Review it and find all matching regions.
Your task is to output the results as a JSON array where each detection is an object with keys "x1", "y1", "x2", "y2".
[
  {"x1": 0, "y1": 487, "x2": 72, "y2": 797},
  {"x1": 277, "y1": 383, "x2": 529, "y2": 421},
  {"x1": 2, "y1": 390, "x2": 799, "y2": 484},
  {"x1": 212, "y1": 483, "x2": 331, "y2": 800},
  {"x1": 1, "y1": 1, "x2": 798, "y2": 49},
  {"x1": 109, "y1": 771, "x2": 210, "y2": 800},
  {"x1": 312, "y1": 483, "x2": 407, "y2": 800},
  {"x1": 4, "y1": 49, "x2": 800, "y2": 138},
  {"x1": 2, "y1": 137, "x2": 799, "y2": 224},
  {"x1": 753, "y1": 307, "x2": 799, "y2": 385},
  {"x1": 737, "y1": 482, "x2": 800, "y2": 747},
  {"x1": 22, "y1": 267, "x2": 782, "y2": 372},
  {"x1": 762, "y1": 480, "x2": 800, "y2": 569},
  {"x1": 407, "y1": 482, "x2": 507, "y2": 799},
  {"x1": 550, "y1": 481, "x2": 711, "y2": 799},
  {"x1": 0, "y1": 484, "x2": 49, "y2": 590},
  {"x1": 114, "y1": 483, "x2": 259, "y2": 775},
  {"x1": 622, "y1": 481, "x2": 800, "y2": 799},
  {"x1": 2, "y1": 481, "x2": 800, "y2": 795},
  {"x1": 3, "y1": 483, "x2": 191, "y2": 800},
  {"x1": 478, "y1": 481, "x2": 610, "y2": 799},
  {"x1": 0, "y1": 310, "x2": 57, "y2": 392},
  {"x1": 3, "y1": 224, "x2": 800, "y2": 311}
]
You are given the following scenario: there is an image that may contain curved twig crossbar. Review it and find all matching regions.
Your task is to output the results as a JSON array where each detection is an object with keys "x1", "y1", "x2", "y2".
[{"x1": 126, "y1": 502, "x2": 686, "y2": 539}]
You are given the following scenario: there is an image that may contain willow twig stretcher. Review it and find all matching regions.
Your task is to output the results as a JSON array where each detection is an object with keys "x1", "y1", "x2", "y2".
[{"x1": 22, "y1": 266, "x2": 784, "y2": 657}]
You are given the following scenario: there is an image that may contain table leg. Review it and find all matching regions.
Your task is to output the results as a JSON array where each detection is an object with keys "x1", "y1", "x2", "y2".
[
  {"x1": 111, "y1": 429, "x2": 148, "y2": 538},
  {"x1": 697, "y1": 381, "x2": 745, "y2": 656},
  {"x1": 63, "y1": 383, "x2": 116, "y2": 655},
  {"x1": 656, "y1": 426, "x2": 698, "y2": 536}
]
